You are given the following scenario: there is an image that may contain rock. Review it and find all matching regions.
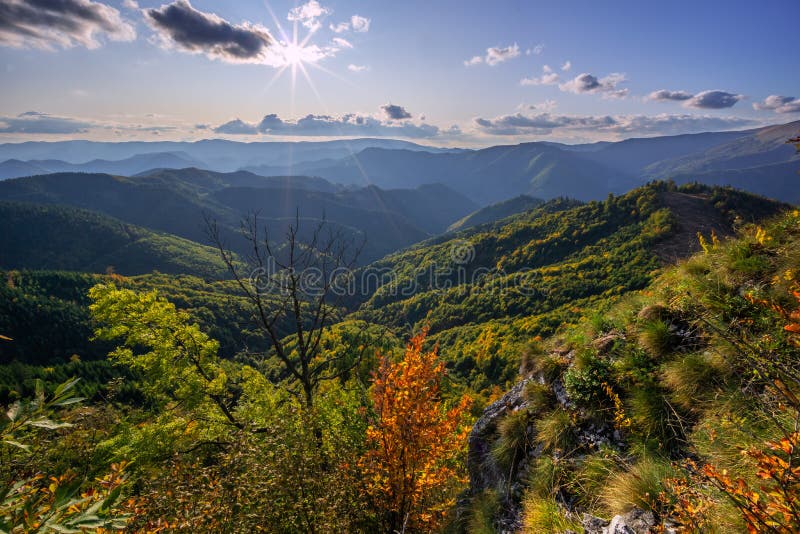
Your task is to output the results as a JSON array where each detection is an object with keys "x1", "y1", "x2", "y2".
[
  {"x1": 582, "y1": 513, "x2": 610, "y2": 534},
  {"x1": 637, "y1": 304, "x2": 669, "y2": 322},
  {"x1": 591, "y1": 332, "x2": 624, "y2": 355},
  {"x1": 616, "y1": 507, "x2": 657, "y2": 533},
  {"x1": 582, "y1": 508, "x2": 657, "y2": 534}
]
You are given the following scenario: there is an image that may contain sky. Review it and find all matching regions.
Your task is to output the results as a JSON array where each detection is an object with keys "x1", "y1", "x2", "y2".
[{"x1": 0, "y1": 0, "x2": 798, "y2": 147}]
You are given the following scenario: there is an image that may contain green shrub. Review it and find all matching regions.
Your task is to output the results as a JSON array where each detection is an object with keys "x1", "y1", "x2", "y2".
[{"x1": 563, "y1": 352, "x2": 611, "y2": 407}]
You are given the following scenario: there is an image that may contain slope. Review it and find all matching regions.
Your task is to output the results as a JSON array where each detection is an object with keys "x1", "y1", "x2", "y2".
[
  {"x1": 0, "y1": 201, "x2": 230, "y2": 278},
  {"x1": 448, "y1": 195, "x2": 544, "y2": 232},
  {"x1": 349, "y1": 183, "x2": 788, "y2": 395}
]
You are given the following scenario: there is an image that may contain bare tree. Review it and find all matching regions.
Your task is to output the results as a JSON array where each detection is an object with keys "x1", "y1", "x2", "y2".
[{"x1": 207, "y1": 213, "x2": 366, "y2": 408}]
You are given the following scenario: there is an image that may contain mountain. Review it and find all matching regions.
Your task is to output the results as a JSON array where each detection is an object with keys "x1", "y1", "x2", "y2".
[
  {"x1": 0, "y1": 159, "x2": 51, "y2": 180},
  {"x1": 349, "y1": 183, "x2": 789, "y2": 393},
  {"x1": 639, "y1": 121, "x2": 800, "y2": 202},
  {"x1": 0, "y1": 138, "x2": 457, "y2": 172},
  {"x1": 0, "y1": 170, "x2": 477, "y2": 264},
  {"x1": 645, "y1": 120, "x2": 800, "y2": 178},
  {"x1": 236, "y1": 120, "x2": 800, "y2": 205},
  {"x1": 0, "y1": 152, "x2": 206, "y2": 180},
  {"x1": 462, "y1": 206, "x2": 800, "y2": 532},
  {"x1": 577, "y1": 129, "x2": 754, "y2": 175},
  {"x1": 447, "y1": 195, "x2": 544, "y2": 232},
  {"x1": 290, "y1": 144, "x2": 636, "y2": 204},
  {"x1": 0, "y1": 201, "x2": 230, "y2": 277}
]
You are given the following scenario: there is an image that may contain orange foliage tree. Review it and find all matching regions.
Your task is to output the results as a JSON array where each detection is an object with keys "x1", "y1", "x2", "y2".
[{"x1": 360, "y1": 329, "x2": 472, "y2": 532}]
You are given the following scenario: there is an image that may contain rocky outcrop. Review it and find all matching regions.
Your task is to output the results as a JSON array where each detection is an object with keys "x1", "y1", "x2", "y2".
[
  {"x1": 581, "y1": 507, "x2": 659, "y2": 534},
  {"x1": 467, "y1": 376, "x2": 535, "y2": 531}
]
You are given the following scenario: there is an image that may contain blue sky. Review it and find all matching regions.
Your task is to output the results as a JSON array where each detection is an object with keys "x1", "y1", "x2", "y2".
[{"x1": 0, "y1": 0, "x2": 798, "y2": 146}]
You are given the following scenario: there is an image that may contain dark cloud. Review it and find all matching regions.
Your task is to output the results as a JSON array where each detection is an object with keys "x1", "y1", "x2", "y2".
[
  {"x1": 0, "y1": 111, "x2": 93, "y2": 133},
  {"x1": 753, "y1": 95, "x2": 800, "y2": 114},
  {"x1": 145, "y1": 0, "x2": 274, "y2": 64},
  {"x1": 685, "y1": 90, "x2": 743, "y2": 109},
  {"x1": 381, "y1": 104, "x2": 412, "y2": 120},
  {"x1": 0, "y1": 0, "x2": 135, "y2": 49},
  {"x1": 647, "y1": 89, "x2": 693, "y2": 102},
  {"x1": 473, "y1": 111, "x2": 756, "y2": 137},
  {"x1": 213, "y1": 118, "x2": 259, "y2": 135},
  {"x1": 559, "y1": 72, "x2": 628, "y2": 98}
]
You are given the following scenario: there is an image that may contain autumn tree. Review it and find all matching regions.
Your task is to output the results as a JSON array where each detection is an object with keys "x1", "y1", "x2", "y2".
[{"x1": 360, "y1": 329, "x2": 472, "y2": 532}]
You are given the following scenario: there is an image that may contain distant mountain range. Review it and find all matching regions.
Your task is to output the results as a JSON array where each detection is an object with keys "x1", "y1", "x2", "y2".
[
  {"x1": 0, "y1": 138, "x2": 458, "y2": 175},
  {"x1": 0, "y1": 120, "x2": 797, "y2": 208},
  {"x1": 0, "y1": 169, "x2": 477, "y2": 266}
]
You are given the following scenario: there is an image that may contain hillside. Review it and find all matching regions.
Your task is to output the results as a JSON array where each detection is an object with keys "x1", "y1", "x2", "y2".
[
  {"x1": 0, "y1": 201, "x2": 231, "y2": 278},
  {"x1": 461, "y1": 207, "x2": 800, "y2": 532},
  {"x1": 448, "y1": 195, "x2": 544, "y2": 232},
  {"x1": 350, "y1": 183, "x2": 788, "y2": 395},
  {"x1": 296, "y1": 144, "x2": 635, "y2": 203},
  {"x1": 0, "y1": 171, "x2": 477, "y2": 264}
]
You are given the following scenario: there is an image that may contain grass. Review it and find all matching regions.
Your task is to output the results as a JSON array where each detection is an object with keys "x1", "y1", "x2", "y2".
[
  {"x1": 638, "y1": 319, "x2": 678, "y2": 357},
  {"x1": 490, "y1": 408, "x2": 531, "y2": 472},
  {"x1": 523, "y1": 381, "x2": 555, "y2": 413},
  {"x1": 520, "y1": 496, "x2": 581, "y2": 534},
  {"x1": 661, "y1": 351, "x2": 729, "y2": 410},
  {"x1": 534, "y1": 408, "x2": 575, "y2": 453},
  {"x1": 526, "y1": 455, "x2": 569, "y2": 500},
  {"x1": 601, "y1": 456, "x2": 675, "y2": 514},
  {"x1": 464, "y1": 490, "x2": 498, "y2": 534}
]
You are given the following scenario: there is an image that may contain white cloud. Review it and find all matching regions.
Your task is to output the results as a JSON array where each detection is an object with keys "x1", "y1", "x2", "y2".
[
  {"x1": 463, "y1": 55, "x2": 483, "y2": 67},
  {"x1": 473, "y1": 111, "x2": 756, "y2": 137},
  {"x1": 350, "y1": 15, "x2": 370, "y2": 32},
  {"x1": 486, "y1": 43, "x2": 520, "y2": 65},
  {"x1": 753, "y1": 95, "x2": 800, "y2": 114},
  {"x1": 525, "y1": 43, "x2": 544, "y2": 55},
  {"x1": 332, "y1": 37, "x2": 352, "y2": 49},
  {"x1": 287, "y1": 0, "x2": 330, "y2": 31},
  {"x1": 347, "y1": 63, "x2": 368, "y2": 72},
  {"x1": 466, "y1": 43, "x2": 520, "y2": 67},
  {"x1": 329, "y1": 21, "x2": 349, "y2": 33},
  {"x1": 561, "y1": 60, "x2": 571, "y2": 71},
  {"x1": 520, "y1": 65, "x2": 560, "y2": 86}
]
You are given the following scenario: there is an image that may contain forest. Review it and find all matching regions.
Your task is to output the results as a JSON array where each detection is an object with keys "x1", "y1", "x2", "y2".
[{"x1": 1, "y1": 174, "x2": 799, "y2": 532}]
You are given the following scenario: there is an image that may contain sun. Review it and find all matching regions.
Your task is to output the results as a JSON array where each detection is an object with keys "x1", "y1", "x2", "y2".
[{"x1": 282, "y1": 42, "x2": 306, "y2": 67}]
